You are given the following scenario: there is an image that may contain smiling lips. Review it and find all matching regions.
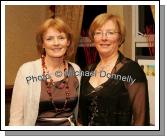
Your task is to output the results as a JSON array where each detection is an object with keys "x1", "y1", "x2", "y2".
[
  {"x1": 52, "y1": 48, "x2": 63, "y2": 52},
  {"x1": 100, "y1": 44, "x2": 110, "y2": 47}
]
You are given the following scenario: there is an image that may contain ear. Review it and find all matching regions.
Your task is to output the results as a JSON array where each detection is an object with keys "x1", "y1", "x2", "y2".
[
  {"x1": 67, "y1": 40, "x2": 70, "y2": 47},
  {"x1": 118, "y1": 34, "x2": 123, "y2": 45}
]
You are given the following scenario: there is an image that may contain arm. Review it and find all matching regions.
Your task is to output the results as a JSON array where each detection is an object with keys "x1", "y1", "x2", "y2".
[
  {"x1": 9, "y1": 65, "x2": 27, "y2": 126},
  {"x1": 124, "y1": 61, "x2": 150, "y2": 126},
  {"x1": 127, "y1": 82, "x2": 149, "y2": 125}
]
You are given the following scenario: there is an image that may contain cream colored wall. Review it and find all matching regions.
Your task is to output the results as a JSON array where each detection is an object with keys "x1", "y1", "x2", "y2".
[
  {"x1": 5, "y1": 5, "x2": 48, "y2": 86},
  {"x1": 107, "y1": 5, "x2": 132, "y2": 59},
  {"x1": 107, "y1": 5, "x2": 124, "y2": 18},
  {"x1": 123, "y1": 6, "x2": 132, "y2": 59}
]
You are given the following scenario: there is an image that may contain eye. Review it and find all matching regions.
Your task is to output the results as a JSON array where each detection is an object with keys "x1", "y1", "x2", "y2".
[
  {"x1": 107, "y1": 32, "x2": 115, "y2": 35},
  {"x1": 57, "y1": 36, "x2": 66, "y2": 40},
  {"x1": 46, "y1": 37, "x2": 53, "y2": 41},
  {"x1": 95, "y1": 32, "x2": 102, "y2": 35},
  {"x1": 45, "y1": 36, "x2": 54, "y2": 41},
  {"x1": 46, "y1": 38, "x2": 52, "y2": 40}
]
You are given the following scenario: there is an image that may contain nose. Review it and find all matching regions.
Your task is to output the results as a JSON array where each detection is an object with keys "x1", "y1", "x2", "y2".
[
  {"x1": 53, "y1": 38, "x2": 59, "y2": 45},
  {"x1": 101, "y1": 33, "x2": 107, "y2": 40}
]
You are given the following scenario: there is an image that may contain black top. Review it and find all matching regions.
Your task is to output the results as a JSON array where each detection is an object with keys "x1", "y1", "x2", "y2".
[{"x1": 79, "y1": 52, "x2": 150, "y2": 126}]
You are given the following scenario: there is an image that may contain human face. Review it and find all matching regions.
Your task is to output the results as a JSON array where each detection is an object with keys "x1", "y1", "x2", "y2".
[
  {"x1": 93, "y1": 20, "x2": 121, "y2": 57},
  {"x1": 43, "y1": 27, "x2": 70, "y2": 58}
]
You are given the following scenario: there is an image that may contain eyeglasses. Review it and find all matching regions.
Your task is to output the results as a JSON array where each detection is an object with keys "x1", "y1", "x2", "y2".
[{"x1": 94, "y1": 31, "x2": 120, "y2": 39}]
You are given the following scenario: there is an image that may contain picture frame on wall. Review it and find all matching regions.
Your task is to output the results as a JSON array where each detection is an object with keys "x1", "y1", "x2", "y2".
[
  {"x1": 137, "y1": 56, "x2": 155, "y2": 77},
  {"x1": 136, "y1": 56, "x2": 155, "y2": 125}
]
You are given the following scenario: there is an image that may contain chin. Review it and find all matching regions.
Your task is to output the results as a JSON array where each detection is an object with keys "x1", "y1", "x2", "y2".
[
  {"x1": 48, "y1": 53, "x2": 65, "y2": 58},
  {"x1": 98, "y1": 49, "x2": 111, "y2": 54},
  {"x1": 54, "y1": 55, "x2": 64, "y2": 58},
  {"x1": 99, "y1": 50, "x2": 114, "y2": 56},
  {"x1": 46, "y1": 49, "x2": 66, "y2": 57}
]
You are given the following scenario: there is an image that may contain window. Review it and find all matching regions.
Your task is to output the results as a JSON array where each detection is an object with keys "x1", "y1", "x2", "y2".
[
  {"x1": 76, "y1": 5, "x2": 107, "y2": 69},
  {"x1": 133, "y1": 5, "x2": 155, "y2": 60}
]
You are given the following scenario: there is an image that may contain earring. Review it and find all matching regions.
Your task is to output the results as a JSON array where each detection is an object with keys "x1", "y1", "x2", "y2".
[
  {"x1": 42, "y1": 48, "x2": 46, "y2": 54},
  {"x1": 41, "y1": 48, "x2": 45, "y2": 58}
]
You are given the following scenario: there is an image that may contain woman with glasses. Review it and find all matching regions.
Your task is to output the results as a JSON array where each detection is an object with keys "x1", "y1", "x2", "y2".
[
  {"x1": 78, "y1": 13, "x2": 150, "y2": 126},
  {"x1": 9, "y1": 17, "x2": 81, "y2": 126}
]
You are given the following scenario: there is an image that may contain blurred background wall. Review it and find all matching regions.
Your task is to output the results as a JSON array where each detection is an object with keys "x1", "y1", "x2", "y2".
[{"x1": 5, "y1": 5, "x2": 48, "y2": 86}]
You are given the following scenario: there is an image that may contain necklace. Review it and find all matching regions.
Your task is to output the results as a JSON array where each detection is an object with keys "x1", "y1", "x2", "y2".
[
  {"x1": 41, "y1": 55, "x2": 70, "y2": 114},
  {"x1": 96, "y1": 62, "x2": 115, "y2": 73},
  {"x1": 97, "y1": 54, "x2": 119, "y2": 73}
]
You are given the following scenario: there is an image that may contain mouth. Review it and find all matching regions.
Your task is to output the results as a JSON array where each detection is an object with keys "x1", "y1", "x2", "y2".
[
  {"x1": 100, "y1": 44, "x2": 110, "y2": 47},
  {"x1": 52, "y1": 48, "x2": 63, "y2": 52}
]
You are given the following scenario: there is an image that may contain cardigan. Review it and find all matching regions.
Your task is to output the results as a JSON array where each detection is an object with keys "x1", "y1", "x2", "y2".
[{"x1": 9, "y1": 58, "x2": 81, "y2": 126}]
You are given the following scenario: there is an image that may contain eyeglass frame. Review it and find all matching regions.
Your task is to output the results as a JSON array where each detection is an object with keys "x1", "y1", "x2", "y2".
[{"x1": 93, "y1": 31, "x2": 120, "y2": 39}]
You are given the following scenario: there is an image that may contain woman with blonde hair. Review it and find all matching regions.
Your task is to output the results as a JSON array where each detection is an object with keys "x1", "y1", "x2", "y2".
[{"x1": 78, "y1": 13, "x2": 150, "y2": 126}]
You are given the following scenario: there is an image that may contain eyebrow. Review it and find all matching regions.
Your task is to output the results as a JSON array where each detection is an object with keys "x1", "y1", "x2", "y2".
[
  {"x1": 96, "y1": 29, "x2": 117, "y2": 32},
  {"x1": 44, "y1": 33, "x2": 66, "y2": 37}
]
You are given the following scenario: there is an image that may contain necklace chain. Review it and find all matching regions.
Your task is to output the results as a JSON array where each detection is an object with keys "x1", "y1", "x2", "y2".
[
  {"x1": 96, "y1": 62, "x2": 115, "y2": 73},
  {"x1": 41, "y1": 55, "x2": 70, "y2": 114}
]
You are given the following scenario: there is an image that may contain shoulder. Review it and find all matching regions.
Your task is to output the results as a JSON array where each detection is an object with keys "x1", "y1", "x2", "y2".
[
  {"x1": 68, "y1": 62, "x2": 81, "y2": 83},
  {"x1": 123, "y1": 58, "x2": 147, "y2": 82},
  {"x1": 84, "y1": 63, "x2": 97, "y2": 71},
  {"x1": 68, "y1": 62, "x2": 81, "y2": 72},
  {"x1": 17, "y1": 59, "x2": 41, "y2": 75},
  {"x1": 125, "y1": 58, "x2": 143, "y2": 72}
]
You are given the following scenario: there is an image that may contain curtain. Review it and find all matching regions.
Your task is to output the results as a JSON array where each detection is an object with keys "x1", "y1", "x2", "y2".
[
  {"x1": 150, "y1": 5, "x2": 155, "y2": 21},
  {"x1": 148, "y1": 5, "x2": 155, "y2": 56},
  {"x1": 54, "y1": 5, "x2": 84, "y2": 62}
]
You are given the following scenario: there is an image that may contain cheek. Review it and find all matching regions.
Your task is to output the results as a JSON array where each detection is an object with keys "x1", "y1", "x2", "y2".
[
  {"x1": 116, "y1": 35, "x2": 122, "y2": 44},
  {"x1": 93, "y1": 38, "x2": 100, "y2": 45},
  {"x1": 62, "y1": 47, "x2": 68, "y2": 52},
  {"x1": 94, "y1": 37, "x2": 120, "y2": 45},
  {"x1": 110, "y1": 36, "x2": 121, "y2": 45},
  {"x1": 42, "y1": 41, "x2": 51, "y2": 48},
  {"x1": 61, "y1": 40, "x2": 70, "y2": 48}
]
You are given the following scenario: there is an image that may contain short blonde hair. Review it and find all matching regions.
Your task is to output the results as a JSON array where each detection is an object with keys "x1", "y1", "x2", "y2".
[
  {"x1": 36, "y1": 17, "x2": 74, "y2": 59},
  {"x1": 89, "y1": 13, "x2": 126, "y2": 47}
]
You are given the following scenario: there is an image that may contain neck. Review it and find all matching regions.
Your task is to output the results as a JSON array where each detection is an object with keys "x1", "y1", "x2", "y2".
[
  {"x1": 44, "y1": 55, "x2": 64, "y2": 71},
  {"x1": 99, "y1": 51, "x2": 119, "y2": 65}
]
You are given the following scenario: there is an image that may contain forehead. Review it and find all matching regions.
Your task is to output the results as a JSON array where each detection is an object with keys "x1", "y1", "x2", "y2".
[
  {"x1": 44, "y1": 27, "x2": 66, "y2": 36},
  {"x1": 97, "y1": 20, "x2": 119, "y2": 31}
]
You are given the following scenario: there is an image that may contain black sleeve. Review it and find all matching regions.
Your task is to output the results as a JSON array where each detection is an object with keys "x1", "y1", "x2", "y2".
[{"x1": 124, "y1": 61, "x2": 150, "y2": 125}]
